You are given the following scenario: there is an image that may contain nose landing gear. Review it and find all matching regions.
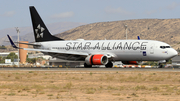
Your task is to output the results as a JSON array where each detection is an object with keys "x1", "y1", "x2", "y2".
[{"x1": 158, "y1": 63, "x2": 163, "y2": 68}]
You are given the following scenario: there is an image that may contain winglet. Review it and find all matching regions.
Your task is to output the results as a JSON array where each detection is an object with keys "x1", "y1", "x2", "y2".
[
  {"x1": 137, "y1": 36, "x2": 140, "y2": 40},
  {"x1": 7, "y1": 35, "x2": 19, "y2": 48}
]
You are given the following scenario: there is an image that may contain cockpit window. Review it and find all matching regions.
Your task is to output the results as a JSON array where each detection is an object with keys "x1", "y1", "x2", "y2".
[
  {"x1": 165, "y1": 46, "x2": 170, "y2": 48},
  {"x1": 160, "y1": 46, "x2": 171, "y2": 49}
]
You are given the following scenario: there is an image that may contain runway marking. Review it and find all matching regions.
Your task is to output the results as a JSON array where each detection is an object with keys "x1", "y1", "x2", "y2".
[{"x1": 0, "y1": 67, "x2": 180, "y2": 73}]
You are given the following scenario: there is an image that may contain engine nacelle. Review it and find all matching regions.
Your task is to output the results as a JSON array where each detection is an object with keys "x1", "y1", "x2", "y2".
[
  {"x1": 85, "y1": 54, "x2": 108, "y2": 65},
  {"x1": 122, "y1": 61, "x2": 140, "y2": 65}
]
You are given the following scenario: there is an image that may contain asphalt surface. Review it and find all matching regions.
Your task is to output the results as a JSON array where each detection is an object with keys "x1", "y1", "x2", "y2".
[{"x1": 0, "y1": 67, "x2": 179, "y2": 72}]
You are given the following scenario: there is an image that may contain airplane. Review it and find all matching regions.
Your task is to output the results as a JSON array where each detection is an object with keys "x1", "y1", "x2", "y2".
[{"x1": 7, "y1": 6, "x2": 178, "y2": 68}]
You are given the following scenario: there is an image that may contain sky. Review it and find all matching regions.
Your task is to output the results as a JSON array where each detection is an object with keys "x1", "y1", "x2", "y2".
[{"x1": 0, "y1": 0, "x2": 180, "y2": 30}]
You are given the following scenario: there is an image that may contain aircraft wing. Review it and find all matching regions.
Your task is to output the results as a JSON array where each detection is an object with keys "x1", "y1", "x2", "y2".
[
  {"x1": 14, "y1": 42, "x2": 41, "y2": 46},
  {"x1": 23, "y1": 48, "x2": 88, "y2": 56},
  {"x1": 7, "y1": 35, "x2": 88, "y2": 59}
]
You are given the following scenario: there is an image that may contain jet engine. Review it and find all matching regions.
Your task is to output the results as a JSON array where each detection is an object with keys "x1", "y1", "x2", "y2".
[
  {"x1": 122, "y1": 61, "x2": 140, "y2": 65},
  {"x1": 85, "y1": 54, "x2": 108, "y2": 65}
]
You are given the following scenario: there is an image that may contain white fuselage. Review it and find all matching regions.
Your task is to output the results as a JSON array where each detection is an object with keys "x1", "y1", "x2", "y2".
[{"x1": 36, "y1": 39, "x2": 177, "y2": 61}]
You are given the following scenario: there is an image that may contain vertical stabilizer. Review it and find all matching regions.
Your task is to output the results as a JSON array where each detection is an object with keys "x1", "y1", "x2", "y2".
[{"x1": 30, "y1": 6, "x2": 64, "y2": 42}]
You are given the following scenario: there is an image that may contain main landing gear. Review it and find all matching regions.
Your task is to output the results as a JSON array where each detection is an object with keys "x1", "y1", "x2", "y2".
[
  {"x1": 84, "y1": 63, "x2": 92, "y2": 68},
  {"x1": 105, "y1": 61, "x2": 113, "y2": 68},
  {"x1": 84, "y1": 61, "x2": 113, "y2": 68}
]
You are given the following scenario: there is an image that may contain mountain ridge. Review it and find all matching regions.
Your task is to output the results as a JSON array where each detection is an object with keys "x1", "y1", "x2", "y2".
[{"x1": 55, "y1": 19, "x2": 180, "y2": 49}]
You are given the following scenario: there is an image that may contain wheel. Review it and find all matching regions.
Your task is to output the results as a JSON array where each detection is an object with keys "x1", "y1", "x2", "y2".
[
  {"x1": 105, "y1": 61, "x2": 113, "y2": 68},
  {"x1": 158, "y1": 63, "x2": 163, "y2": 68},
  {"x1": 84, "y1": 63, "x2": 92, "y2": 68}
]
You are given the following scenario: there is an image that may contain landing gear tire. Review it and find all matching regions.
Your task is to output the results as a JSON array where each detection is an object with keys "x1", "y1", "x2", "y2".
[
  {"x1": 105, "y1": 61, "x2": 113, "y2": 68},
  {"x1": 84, "y1": 63, "x2": 92, "y2": 68},
  {"x1": 158, "y1": 63, "x2": 163, "y2": 68}
]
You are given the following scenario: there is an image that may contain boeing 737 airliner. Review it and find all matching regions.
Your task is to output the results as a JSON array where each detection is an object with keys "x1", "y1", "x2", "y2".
[{"x1": 7, "y1": 6, "x2": 178, "y2": 67}]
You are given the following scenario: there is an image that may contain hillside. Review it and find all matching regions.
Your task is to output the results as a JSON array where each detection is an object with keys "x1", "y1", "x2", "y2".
[{"x1": 56, "y1": 19, "x2": 180, "y2": 49}]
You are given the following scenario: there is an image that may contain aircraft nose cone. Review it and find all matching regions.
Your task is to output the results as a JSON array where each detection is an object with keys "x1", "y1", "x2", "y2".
[
  {"x1": 171, "y1": 49, "x2": 178, "y2": 57},
  {"x1": 174, "y1": 50, "x2": 178, "y2": 56}
]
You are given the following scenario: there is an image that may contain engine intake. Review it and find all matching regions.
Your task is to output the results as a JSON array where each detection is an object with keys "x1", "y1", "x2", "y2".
[{"x1": 85, "y1": 54, "x2": 108, "y2": 65}]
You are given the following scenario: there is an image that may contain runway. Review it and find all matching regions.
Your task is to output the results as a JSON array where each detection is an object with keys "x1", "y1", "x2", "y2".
[{"x1": 0, "y1": 67, "x2": 180, "y2": 72}]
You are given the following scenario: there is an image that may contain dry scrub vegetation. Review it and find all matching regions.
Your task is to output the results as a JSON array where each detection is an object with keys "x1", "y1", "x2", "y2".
[{"x1": 0, "y1": 70, "x2": 180, "y2": 101}]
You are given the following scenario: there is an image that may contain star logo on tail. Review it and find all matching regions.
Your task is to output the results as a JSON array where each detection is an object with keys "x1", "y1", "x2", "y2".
[{"x1": 35, "y1": 24, "x2": 45, "y2": 38}]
